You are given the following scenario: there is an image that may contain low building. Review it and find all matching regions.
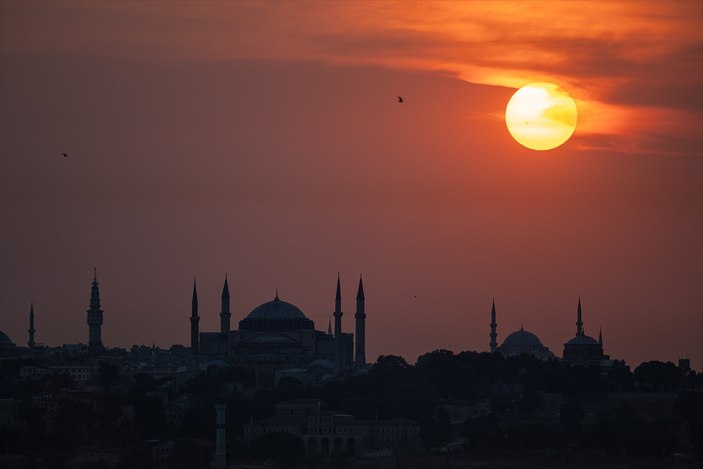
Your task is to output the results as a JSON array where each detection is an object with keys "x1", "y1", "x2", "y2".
[
  {"x1": 49, "y1": 363, "x2": 97, "y2": 383},
  {"x1": 244, "y1": 400, "x2": 423, "y2": 457}
]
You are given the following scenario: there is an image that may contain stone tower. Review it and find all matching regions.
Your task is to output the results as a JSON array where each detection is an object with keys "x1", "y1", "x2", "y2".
[
  {"x1": 28, "y1": 302, "x2": 36, "y2": 348},
  {"x1": 334, "y1": 274, "x2": 343, "y2": 372},
  {"x1": 220, "y1": 276, "x2": 231, "y2": 334},
  {"x1": 490, "y1": 299, "x2": 498, "y2": 353},
  {"x1": 354, "y1": 275, "x2": 366, "y2": 368},
  {"x1": 86, "y1": 269, "x2": 104, "y2": 350},
  {"x1": 212, "y1": 403, "x2": 227, "y2": 469},
  {"x1": 191, "y1": 278, "x2": 199, "y2": 353}
]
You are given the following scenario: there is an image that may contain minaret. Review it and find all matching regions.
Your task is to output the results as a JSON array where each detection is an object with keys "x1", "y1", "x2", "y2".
[
  {"x1": 489, "y1": 299, "x2": 498, "y2": 353},
  {"x1": 333, "y1": 273, "x2": 344, "y2": 371},
  {"x1": 220, "y1": 275, "x2": 231, "y2": 334},
  {"x1": 327, "y1": 317, "x2": 332, "y2": 336},
  {"x1": 190, "y1": 278, "x2": 199, "y2": 353},
  {"x1": 86, "y1": 268, "x2": 104, "y2": 350},
  {"x1": 28, "y1": 303, "x2": 36, "y2": 348},
  {"x1": 354, "y1": 275, "x2": 366, "y2": 369},
  {"x1": 598, "y1": 327, "x2": 603, "y2": 346},
  {"x1": 576, "y1": 297, "x2": 584, "y2": 337}
]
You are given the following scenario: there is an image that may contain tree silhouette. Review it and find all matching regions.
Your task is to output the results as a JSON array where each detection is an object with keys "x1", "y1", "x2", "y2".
[{"x1": 634, "y1": 361, "x2": 682, "y2": 391}]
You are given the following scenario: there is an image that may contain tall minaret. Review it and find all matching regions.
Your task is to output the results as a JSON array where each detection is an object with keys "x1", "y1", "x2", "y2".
[
  {"x1": 489, "y1": 299, "x2": 498, "y2": 353},
  {"x1": 354, "y1": 275, "x2": 366, "y2": 369},
  {"x1": 576, "y1": 297, "x2": 584, "y2": 337},
  {"x1": 190, "y1": 278, "x2": 199, "y2": 353},
  {"x1": 598, "y1": 327, "x2": 603, "y2": 346},
  {"x1": 86, "y1": 268, "x2": 104, "y2": 349},
  {"x1": 220, "y1": 275, "x2": 231, "y2": 334},
  {"x1": 334, "y1": 273, "x2": 344, "y2": 371},
  {"x1": 28, "y1": 302, "x2": 36, "y2": 348}
]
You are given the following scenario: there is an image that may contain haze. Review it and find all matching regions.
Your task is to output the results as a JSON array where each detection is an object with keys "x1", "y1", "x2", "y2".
[{"x1": 1, "y1": 1, "x2": 701, "y2": 369}]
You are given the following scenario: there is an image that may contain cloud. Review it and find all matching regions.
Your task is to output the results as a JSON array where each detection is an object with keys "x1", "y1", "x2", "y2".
[{"x1": 1, "y1": 0, "x2": 701, "y2": 154}]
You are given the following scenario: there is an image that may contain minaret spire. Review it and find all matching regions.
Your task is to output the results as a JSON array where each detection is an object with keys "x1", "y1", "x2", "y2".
[
  {"x1": 576, "y1": 297, "x2": 584, "y2": 336},
  {"x1": 335, "y1": 273, "x2": 342, "y2": 312},
  {"x1": 489, "y1": 299, "x2": 498, "y2": 353},
  {"x1": 354, "y1": 274, "x2": 366, "y2": 369},
  {"x1": 191, "y1": 277, "x2": 200, "y2": 353},
  {"x1": 220, "y1": 275, "x2": 231, "y2": 334},
  {"x1": 598, "y1": 327, "x2": 603, "y2": 345},
  {"x1": 333, "y1": 273, "x2": 344, "y2": 372},
  {"x1": 192, "y1": 277, "x2": 198, "y2": 306},
  {"x1": 87, "y1": 269, "x2": 104, "y2": 350},
  {"x1": 28, "y1": 302, "x2": 36, "y2": 348}
]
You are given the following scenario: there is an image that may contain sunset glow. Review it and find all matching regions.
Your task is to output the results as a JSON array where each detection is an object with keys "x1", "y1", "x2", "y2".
[
  {"x1": 0, "y1": 1, "x2": 701, "y2": 371},
  {"x1": 505, "y1": 83, "x2": 578, "y2": 151}
]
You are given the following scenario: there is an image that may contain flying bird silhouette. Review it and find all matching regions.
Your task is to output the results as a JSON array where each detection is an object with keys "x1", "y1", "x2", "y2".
[
  {"x1": 61, "y1": 153, "x2": 68, "y2": 158},
  {"x1": 397, "y1": 96, "x2": 404, "y2": 103}
]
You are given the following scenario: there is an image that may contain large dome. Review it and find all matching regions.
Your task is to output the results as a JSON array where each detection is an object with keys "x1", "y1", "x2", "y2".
[
  {"x1": 566, "y1": 335, "x2": 599, "y2": 345},
  {"x1": 498, "y1": 327, "x2": 555, "y2": 360},
  {"x1": 239, "y1": 295, "x2": 314, "y2": 331},
  {"x1": 0, "y1": 330, "x2": 13, "y2": 345},
  {"x1": 246, "y1": 296, "x2": 308, "y2": 320},
  {"x1": 502, "y1": 329, "x2": 543, "y2": 347}
]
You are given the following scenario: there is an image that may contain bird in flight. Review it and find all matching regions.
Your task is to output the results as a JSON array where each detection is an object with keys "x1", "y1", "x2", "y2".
[
  {"x1": 61, "y1": 153, "x2": 68, "y2": 158},
  {"x1": 397, "y1": 96, "x2": 404, "y2": 103}
]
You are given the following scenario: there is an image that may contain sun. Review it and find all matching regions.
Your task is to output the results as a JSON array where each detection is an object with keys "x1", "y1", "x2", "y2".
[{"x1": 505, "y1": 82, "x2": 578, "y2": 151}]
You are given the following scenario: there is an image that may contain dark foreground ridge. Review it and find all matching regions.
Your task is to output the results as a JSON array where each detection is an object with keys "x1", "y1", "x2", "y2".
[{"x1": 0, "y1": 347, "x2": 701, "y2": 468}]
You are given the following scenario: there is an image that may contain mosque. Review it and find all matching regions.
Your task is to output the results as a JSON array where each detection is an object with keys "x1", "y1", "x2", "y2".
[
  {"x1": 192, "y1": 275, "x2": 367, "y2": 387},
  {"x1": 489, "y1": 298, "x2": 609, "y2": 365}
]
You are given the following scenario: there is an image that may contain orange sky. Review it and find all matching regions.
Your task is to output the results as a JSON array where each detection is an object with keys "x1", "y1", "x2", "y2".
[{"x1": 1, "y1": 1, "x2": 701, "y2": 368}]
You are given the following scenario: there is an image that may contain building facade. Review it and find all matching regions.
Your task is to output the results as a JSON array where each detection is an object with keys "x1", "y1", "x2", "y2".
[{"x1": 244, "y1": 400, "x2": 423, "y2": 457}]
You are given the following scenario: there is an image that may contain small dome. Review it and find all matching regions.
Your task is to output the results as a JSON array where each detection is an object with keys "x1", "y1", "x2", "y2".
[
  {"x1": 308, "y1": 359, "x2": 334, "y2": 369},
  {"x1": 246, "y1": 296, "x2": 308, "y2": 320},
  {"x1": 566, "y1": 335, "x2": 599, "y2": 345},
  {"x1": 0, "y1": 330, "x2": 13, "y2": 345},
  {"x1": 206, "y1": 359, "x2": 230, "y2": 369},
  {"x1": 502, "y1": 329, "x2": 543, "y2": 347}
]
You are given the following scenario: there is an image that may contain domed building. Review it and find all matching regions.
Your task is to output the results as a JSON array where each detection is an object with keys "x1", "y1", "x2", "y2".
[
  {"x1": 0, "y1": 330, "x2": 16, "y2": 354},
  {"x1": 489, "y1": 300, "x2": 555, "y2": 360},
  {"x1": 562, "y1": 298, "x2": 608, "y2": 365},
  {"x1": 499, "y1": 327, "x2": 556, "y2": 360},
  {"x1": 196, "y1": 276, "x2": 364, "y2": 387}
]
